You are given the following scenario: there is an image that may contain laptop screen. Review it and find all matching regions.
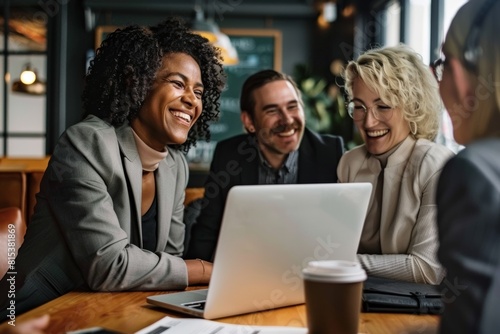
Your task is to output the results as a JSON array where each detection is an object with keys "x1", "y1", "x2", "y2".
[{"x1": 148, "y1": 183, "x2": 372, "y2": 320}]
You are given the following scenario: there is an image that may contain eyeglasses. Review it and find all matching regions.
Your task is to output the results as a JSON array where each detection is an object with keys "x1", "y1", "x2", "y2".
[
  {"x1": 431, "y1": 57, "x2": 445, "y2": 82},
  {"x1": 346, "y1": 101, "x2": 394, "y2": 122}
]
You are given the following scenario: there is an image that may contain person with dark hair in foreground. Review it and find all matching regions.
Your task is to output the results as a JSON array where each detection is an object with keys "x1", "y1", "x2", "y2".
[
  {"x1": 434, "y1": 0, "x2": 500, "y2": 332},
  {"x1": 185, "y1": 69, "x2": 345, "y2": 261},
  {"x1": 0, "y1": 17, "x2": 225, "y2": 317}
]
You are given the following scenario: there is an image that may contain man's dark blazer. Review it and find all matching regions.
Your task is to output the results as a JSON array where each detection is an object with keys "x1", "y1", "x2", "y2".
[{"x1": 185, "y1": 128, "x2": 344, "y2": 261}]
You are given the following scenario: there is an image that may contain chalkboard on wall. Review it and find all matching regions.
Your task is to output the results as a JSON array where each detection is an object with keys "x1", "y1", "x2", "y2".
[
  {"x1": 95, "y1": 26, "x2": 118, "y2": 49},
  {"x1": 187, "y1": 29, "x2": 282, "y2": 168}
]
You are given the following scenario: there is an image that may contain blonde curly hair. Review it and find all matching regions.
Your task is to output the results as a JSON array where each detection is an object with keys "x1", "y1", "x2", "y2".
[{"x1": 342, "y1": 44, "x2": 441, "y2": 141}]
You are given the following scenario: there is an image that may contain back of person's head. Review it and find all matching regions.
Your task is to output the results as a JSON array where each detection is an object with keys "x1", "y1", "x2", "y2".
[
  {"x1": 343, "y1": 43, "x2": 440, "y2": 141},
  {"x1": 83, "y1": 17, "x2": 225, "y2": 152},
  {"x1": 239, "y1": 69, "x2": 302, "y2": 118},
  {"x1": 443, "y1": 0, "x2": 500, "y2": 140}
]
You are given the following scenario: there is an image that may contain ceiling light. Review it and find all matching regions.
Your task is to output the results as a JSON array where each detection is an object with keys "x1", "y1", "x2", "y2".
[
  {"x1": 323, "y1": 2, "x2": 337, "y2": 23},
  {"x1": 191, "y1": 5, "x2": 239, "y2": 66},
  {"x1": 20, "y1": 64, "x2": 37, "y2": 84},
  {"x1": 192, "y1": 8, "x2": 218, "y2": 43},
  {"x1": 12, "y1": 63, "x2": 46, "y2": 95},
  {"x1": 213, "y1": 32, "x2": 239, "y2": 66}
]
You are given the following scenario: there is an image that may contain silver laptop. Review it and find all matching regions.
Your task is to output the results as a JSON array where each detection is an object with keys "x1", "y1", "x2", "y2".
[{"x1": 147, "y1": 182, "x2": 372, "y2": 319}]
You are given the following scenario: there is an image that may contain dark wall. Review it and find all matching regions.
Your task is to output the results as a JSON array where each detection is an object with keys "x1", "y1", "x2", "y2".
[
  {"x1": 46, "y1": 0, "x2": 93, "y2": 152},
  {"x1": 90, "y1": 10, "x2": 315, "y2": 76}
]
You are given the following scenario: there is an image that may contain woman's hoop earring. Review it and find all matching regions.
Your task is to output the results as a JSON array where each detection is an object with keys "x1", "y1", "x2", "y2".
[{"x1": 409, "y1": 121, "x2": 417, "y2": 135}]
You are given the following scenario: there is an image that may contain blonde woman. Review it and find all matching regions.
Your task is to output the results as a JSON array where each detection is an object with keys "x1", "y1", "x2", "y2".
[
  {"x1": 435, "y1": 0, "x2": 500, "y2": 332},
  {"x1": 338, "y1": 44, "x2": 454, "y2": 284}
]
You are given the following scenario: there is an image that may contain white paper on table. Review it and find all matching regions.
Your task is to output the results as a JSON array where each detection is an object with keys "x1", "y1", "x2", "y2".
[{"x1": 134, "y1": 316, "x2": 307, "y2": 334}]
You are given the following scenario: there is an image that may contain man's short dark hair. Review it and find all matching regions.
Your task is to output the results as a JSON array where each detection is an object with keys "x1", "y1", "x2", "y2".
[{"x1": 239, "y1": 69, "x2": 302, "y2": 118}]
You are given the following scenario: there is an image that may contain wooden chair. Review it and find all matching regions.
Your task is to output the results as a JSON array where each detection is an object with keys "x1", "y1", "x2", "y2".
[
  {"x1": 0, "y1": 171, "x2": 27, "y2": 222},
  {"x1": 0, "y1": 207, "x2": 26, "y2": 279},
  {"x1": 184, "y1": 187, "x2": 205, "y2": 206},
  {"x1": 0, "y1": 157, "x2": 49, "y2": 225},
  {"x1": 27, "y1": 171, "x2": 44, "y2": 224}
]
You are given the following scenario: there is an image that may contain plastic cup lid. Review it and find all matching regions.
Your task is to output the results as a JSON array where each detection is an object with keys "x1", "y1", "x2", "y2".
[{"x1": 302, "y1": 260, "x2": 367, "y2": 283}]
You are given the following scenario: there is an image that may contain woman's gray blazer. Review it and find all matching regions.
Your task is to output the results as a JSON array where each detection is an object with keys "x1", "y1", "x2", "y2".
[{"x1": 0, "y1": 115, "x2": 189, "y2": 316}]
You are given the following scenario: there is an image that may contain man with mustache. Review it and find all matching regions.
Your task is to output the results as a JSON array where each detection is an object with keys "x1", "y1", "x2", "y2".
[{"x1": 185, "y1": 69, "x2": 344, "y2": 261}]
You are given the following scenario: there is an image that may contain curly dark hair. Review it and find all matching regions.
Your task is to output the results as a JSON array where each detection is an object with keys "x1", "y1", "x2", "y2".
[{"x1": 82, "y1": 17, "x2": 226, "y2": 152}]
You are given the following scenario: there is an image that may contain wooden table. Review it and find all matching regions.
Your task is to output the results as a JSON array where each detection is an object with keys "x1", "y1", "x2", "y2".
[{"x1": 0, "y1": 289, "x2": 439, "y2": 334}]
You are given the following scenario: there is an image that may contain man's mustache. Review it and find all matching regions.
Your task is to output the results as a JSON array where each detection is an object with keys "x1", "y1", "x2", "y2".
[{"x1": 271, "y1": 123, "x2": 299, "y2": 134}]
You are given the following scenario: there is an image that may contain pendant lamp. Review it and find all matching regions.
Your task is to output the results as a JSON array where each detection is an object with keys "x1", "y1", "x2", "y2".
[
  {"x1": 191, "y1": 5, "x2": 239, "y2": 66},
  {"x1": 12, "y1": 63, "x2": 46, "y2": 95}
]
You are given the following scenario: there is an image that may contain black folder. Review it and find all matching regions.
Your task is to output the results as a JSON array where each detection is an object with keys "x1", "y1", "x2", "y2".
[{"x1": 362, "y1": 276, "x2": 444, "y2": 315}]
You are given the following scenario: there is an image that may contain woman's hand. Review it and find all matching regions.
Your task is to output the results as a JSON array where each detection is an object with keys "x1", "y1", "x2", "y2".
[
  {"x1": 2, "y1": 315, "x2": 50, "y2": 334},
  {"x1": 185, "y1": 259, "x2": 213, "y2": 286}
]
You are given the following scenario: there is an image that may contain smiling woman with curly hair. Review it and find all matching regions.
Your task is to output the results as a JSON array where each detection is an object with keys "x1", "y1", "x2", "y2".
[
  {"x1": 83, "y1": 17, "x2": 225, "y2": 152},
  {"x1": 0, "y1": 17, "x2": 225, "y2": 317},
  {"x1": 338, "y1": 44, "x2": 455, "y2": 284}
]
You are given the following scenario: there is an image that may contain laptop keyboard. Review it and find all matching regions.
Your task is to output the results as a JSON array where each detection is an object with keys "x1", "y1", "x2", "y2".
[{"x1": 182, "y1": 300, "x2": 206, "y2": 310}]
